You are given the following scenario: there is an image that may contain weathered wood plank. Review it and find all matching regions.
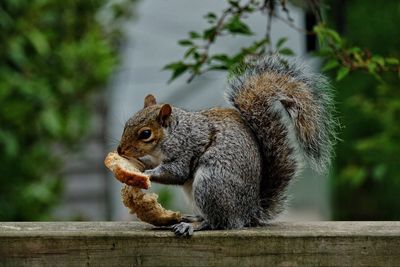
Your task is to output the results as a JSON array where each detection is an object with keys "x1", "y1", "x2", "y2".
[{"x1": 0, "y1": 222, "x2": 399, "y2": 267}]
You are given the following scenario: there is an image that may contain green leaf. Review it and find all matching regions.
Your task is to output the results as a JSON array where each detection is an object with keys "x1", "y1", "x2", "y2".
[
  {"x1": 203, "y1": 27, "x2": 217, "y2": 40},
  {"x1": 184, "y1": 47, "x2": 197, "y2": 59},
  {"x1": 322, "y1": 59, "x2": 339, "y2": 72},
  {"x1": 40, "y1": 108, "x2": 62, "y2": 137},
  {"x1": 372, "y1": 56, "x2": 385, "y2": 67},
  {"x1": 204, "y1": 12, "x2": 217, "y2": 23},
  {"x1": 276, "y1": 37, "x2": 288, "y2": 49},
  {"x1": 240, "y1": 39, "x2": 268, "y2": 56},
  {"x1": 189, "y1": 31, "x2": 201, "y2": 39},
  {"x1": 210, "y1": 54, "x2": 230, "y2": 64},
  {"x1": 26, "y1": 30, "x2": 49, "y2": 55},
  {"x1": 224, "y1": 16, "x2": 253, "y2": 35},
  {"x1": 208, "y1": 65, "x2": 229, "y2": 71},
  {"x1": 163, "y1": 62, "x2": 189, "y2": 82},
  {"x1": 348, "y1": 47, "x2": 362, "y2": 54},
  {"x1": 204, "y1": 12, "x2": 217, "y2": 20},
  {"x1": 192, "y1": 50, "x2": 201, "y2": 60},
  {"x1": 325, "y1": 28, "x2": 342, "y2": 45},
  {"x1": 336, "y1": 66, "x2": 350, "y2": 81},
  {"x1": 228, "y1": 0, "x2": 240, "y2": 8},
  {"x1": 314, "y1": 24, "x2": 342, "y2": 46},
  {"x1": 279, "y1": 48, "x2": 295, "y2": 56},
  {"x1": 353, "y1": 51, "x2": 363, "y2": 62},
  {"x1": 178, "y1": 39, "x2": 193, "y2": 46},
  {"x1": 367, "y1": 62, "x2": 377, "y2": 74},
  {"x1": 386, "y1": 57, "x2": 399, "y2": 65}
]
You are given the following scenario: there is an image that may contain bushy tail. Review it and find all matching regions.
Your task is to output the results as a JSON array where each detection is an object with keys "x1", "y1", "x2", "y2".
[{"x1": 226, "y1": 55, "x2": 337, "y2": 220}]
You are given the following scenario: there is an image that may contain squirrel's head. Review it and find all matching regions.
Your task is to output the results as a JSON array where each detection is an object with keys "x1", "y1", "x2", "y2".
[{"x1": 117, "y1": 94, "x2": 172, "y2": 159}]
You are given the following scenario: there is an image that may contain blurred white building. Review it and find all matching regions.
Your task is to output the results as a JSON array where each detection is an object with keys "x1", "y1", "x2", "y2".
[{"x1": 55, "y1": 0, "x2": 330, "y2": 222}]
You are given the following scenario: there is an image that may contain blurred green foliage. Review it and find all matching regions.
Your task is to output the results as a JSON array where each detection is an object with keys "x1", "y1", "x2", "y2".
[
  {"x1": 327, "y1": 0, "x2": 400, "y2": 220},
  {"x1": 0, "y1": 0, "x2": 136, "y2": 220},
  {"x1": 164, "y1": 1, "x2": 296, "y2": 83},
  {"x1": 165, "y1": 0, "x2": 400, "y2": 219}
]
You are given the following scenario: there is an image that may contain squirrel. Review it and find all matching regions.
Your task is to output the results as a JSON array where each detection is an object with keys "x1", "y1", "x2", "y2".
[{"x1": 117, "y1": 55, "x2": 336, "y2": 236}]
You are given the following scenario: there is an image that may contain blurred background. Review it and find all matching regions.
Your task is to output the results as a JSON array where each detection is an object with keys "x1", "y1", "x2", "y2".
[{"x1": 0, "y1": 0, "x2": 399, "y2": 222}]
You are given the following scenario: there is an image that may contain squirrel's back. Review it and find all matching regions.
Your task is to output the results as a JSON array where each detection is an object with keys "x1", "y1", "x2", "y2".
[{"x1": 226, "y1": 56, "x2": 337, "y2": 220}]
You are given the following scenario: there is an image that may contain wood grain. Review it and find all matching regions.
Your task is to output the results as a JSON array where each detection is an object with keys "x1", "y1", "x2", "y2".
[{"x1": 0, "y1": 221, "x2": 399, "y2": 267}]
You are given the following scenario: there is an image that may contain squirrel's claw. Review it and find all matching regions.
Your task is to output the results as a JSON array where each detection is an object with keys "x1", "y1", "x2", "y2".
[
  {"x1": 171, "y1": 220, "x2": 211, "y2": 237},
  {"x1": 172, "y1": 222, "x2": 194, "y2": 237}
]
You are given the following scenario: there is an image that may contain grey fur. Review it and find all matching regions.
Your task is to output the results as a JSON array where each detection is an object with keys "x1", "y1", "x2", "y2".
[
  {"x1": 227, "y1": 56, "x2": 337, "y2": 171},
  {"x1": 145, "y1": 107, "x2": 263, "y2": 229},
  {"x1": 226, "y1": 55, "x2": 337, "y2": 219},
  {"x1": 126, "y1": 55, "x2": 336, "y2": 233}
]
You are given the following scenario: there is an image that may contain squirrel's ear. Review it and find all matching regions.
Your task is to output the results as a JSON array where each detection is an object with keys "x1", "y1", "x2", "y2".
[
  {"x1": 144, "y1": 94, "x2": 157, "y2": 108},
  {"x1": 158, "y1": 104, "x2": 172, "y2": 126}
]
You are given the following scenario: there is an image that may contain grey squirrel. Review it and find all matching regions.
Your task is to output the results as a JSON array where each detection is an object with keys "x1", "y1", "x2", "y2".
[{"x1": 117, "y1": 55, "x2": 336, "y2": 236}]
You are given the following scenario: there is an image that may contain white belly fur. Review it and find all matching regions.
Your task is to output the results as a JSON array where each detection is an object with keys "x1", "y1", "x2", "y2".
[{"x1": 183, "y1": 168, "x2": 205, "y2": 215}]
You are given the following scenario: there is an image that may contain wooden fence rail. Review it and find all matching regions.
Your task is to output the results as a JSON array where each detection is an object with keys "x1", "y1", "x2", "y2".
[{"x1": 0, "y1": 221, "x2": 399, "y2": 266}]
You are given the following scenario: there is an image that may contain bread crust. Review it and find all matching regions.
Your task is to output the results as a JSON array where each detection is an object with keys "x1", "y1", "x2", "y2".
[
  {"x1": 104, "y1": 152, "x2": 150, "y2": 189},
  {"x1": 104, "y1": 151, "x2": 182, "y2": 226},
  {"x1": 121, "y1": 186, "x2": 182, "y2": 226}
]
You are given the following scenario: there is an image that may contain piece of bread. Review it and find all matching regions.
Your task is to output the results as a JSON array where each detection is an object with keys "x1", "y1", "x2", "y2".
[
  {"x1": 104, "y1": 151, "x2": 182, "y2": 226},
  {"x1": 121, "y1": 185, "x2": 182, "y2": 226},
  {"x1": 104, "y1": 151, "x2": 150, "y2": 189}
]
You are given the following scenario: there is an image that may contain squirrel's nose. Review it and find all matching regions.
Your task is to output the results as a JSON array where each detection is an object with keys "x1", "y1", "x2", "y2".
[{"x1": 117, "y1": 145, "x2": 122, "y2": 155}]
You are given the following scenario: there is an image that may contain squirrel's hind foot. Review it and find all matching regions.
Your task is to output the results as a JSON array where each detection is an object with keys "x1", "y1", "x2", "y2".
[
  {"x1": 172, "y1": 222, "x2": 193, "y2": 237},
  {"x1": 171, "y1": 221, "x2": 210, "y2": 237}
]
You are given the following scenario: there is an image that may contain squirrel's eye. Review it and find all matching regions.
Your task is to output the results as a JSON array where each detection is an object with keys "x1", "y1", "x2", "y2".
[{"x1": 138, "y1": 129, "x2": 152, "y2": 141}]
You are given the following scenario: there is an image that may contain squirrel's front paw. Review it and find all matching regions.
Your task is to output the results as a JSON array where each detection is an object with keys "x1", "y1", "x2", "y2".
[
  {"x1": 172, "y1": 222, "x2": 194, "y2": 237},
  {"x1": 144, "y1": 167, "x2": 161, "y2": 179},
  {"x1": 138, "y1": 156, "x2": 158, "y2": 170}
]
